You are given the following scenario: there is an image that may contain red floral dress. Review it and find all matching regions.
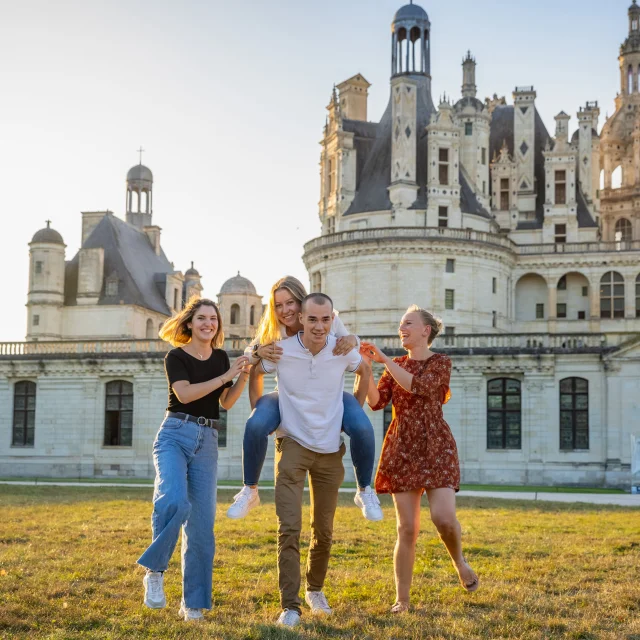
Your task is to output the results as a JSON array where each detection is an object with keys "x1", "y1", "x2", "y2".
[{"x1": 372, "y1": 353, "x2": 460, "y2": 494}]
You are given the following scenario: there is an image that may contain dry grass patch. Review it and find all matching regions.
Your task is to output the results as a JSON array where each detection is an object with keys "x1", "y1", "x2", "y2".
[{"x1": 0, "y1": 486, "x2": 639, "y2": 639}]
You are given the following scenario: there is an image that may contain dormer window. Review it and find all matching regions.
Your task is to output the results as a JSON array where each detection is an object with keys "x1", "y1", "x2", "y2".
[
  {"x1": 465, "y1": 122, "x2": 473, "y2": 136},
  {"x1": 105, "y1": 275, "x2": 119, "y2": 297}
]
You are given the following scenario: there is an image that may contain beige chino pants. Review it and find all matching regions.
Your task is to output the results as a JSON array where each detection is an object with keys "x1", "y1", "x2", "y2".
[{"x1": 274, "y1": 436, "x2": 346, "y2": 614}]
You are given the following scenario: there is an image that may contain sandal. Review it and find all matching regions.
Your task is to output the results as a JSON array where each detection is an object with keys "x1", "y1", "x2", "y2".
[
  {"x1": 456, "y1": 558, "x2": 479, "y2": 592},
  {"x1": 391, "y1": 601, "x2": 410, "y2": 614}
]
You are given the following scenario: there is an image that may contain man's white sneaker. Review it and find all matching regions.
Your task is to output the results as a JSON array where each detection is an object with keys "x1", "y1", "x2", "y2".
[
  {"x1": 276, "y1": 608, "x2": 301, "y2": 627},
  {"x1": 305, "y1": 590, "x2": 332, "y2": 615},
  {"x1": 226, "y1": 486, "x2": 260, "y2": 519},
  {"x1": 178, "y1": 605, "x2": 204, "y2": 622},
  {"x1": 143, "y1": 571, "x2": 166, "y2": 609},
  {"x1": 354, "y1": 486, "x2": 383, "y2": 522}
]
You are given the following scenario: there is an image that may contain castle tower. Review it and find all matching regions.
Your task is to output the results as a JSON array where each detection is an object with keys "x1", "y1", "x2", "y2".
[
  {"x1": 513, "y1": 86, "x2": 537, "y2": 212},
  {"x1": 389, "y1": 3, "x2": 432, "y2": 215},
  {"x1": 217, "y1": 273, "x2": 262, "y2": 339},
  {"x1": 126, "y1": 159, "x2": 153, "y2": 230},
  {"x1": 454, "y1": 52, "x2": 491, "y2": 209},
  {"x1": 184, "y1": 262, "x2": 203, "y2": 301},
  {"x1": 26, "y1": 221, "x2": 66, "y2": 341},
  {"x1": 576, "y1": 102, "x2": 600, "y2": 203},
  {"x1": 620, "y1": 1, "x2": 640, "y2": 95}
]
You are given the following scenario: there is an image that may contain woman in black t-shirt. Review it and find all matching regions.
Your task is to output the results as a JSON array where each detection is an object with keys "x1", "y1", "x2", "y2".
[{"x1": 137, "y1": 296, "x2": 249, "y2": 622}]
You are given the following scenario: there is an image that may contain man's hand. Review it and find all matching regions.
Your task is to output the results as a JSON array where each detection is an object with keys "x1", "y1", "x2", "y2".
[{"x1": 333, "y1": 334, "x2": 358, "y2": 356}]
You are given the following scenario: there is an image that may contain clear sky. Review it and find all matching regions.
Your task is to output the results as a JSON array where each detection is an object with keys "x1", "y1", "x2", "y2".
[{"x1": 0, "y1": 0, "x2": 628, "y2": 341}]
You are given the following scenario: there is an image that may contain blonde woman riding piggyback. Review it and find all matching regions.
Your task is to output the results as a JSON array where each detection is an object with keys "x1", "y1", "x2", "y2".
[{"x1": 226, "y1": 276, "x2": 383, "y2": 522}]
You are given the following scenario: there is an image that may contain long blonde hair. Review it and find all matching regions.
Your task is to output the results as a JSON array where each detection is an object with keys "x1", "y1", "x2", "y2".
[
  {"x1": 159, "y1": 296, "x2": 224, "y2": 348},
  {"x1": 405, "y1": 304, "x2": 444, "y2": 346},
  {"x1": 254, "y1": 276, "x2": 308, "y2": 345}
]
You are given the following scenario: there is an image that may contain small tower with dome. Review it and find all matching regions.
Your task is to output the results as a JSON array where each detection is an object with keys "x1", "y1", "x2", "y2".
[
  {"x1": 217, "y1": 272, "x2": 263, "y2": 339},
  {"x1": 184, "y1": 262, "x2": 203, "y2": 301},
  {"x1": 27, "y1": 221, "x2": 66, "y2": 340},
  {"x1": 126, "y1": 154, "x2": 153, "y2": 229}
]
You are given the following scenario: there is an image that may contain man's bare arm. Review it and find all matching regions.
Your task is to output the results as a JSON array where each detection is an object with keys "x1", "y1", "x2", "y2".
[{"x1": 352, "y1": 359, "x2": 371, "y2": 407}]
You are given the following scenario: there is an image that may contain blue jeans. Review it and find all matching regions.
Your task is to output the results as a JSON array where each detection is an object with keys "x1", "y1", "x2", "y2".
[
  {"x1": 242, "y1": 392, "x2": 375, "y2": 488},
  {"x1": 137, "y1": 416, "x2": 218, "y2": 610}
]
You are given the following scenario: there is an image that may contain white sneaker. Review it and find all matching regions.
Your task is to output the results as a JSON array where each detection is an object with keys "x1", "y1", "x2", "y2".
[
  {"x1": 354, "y1": 486, "x2": 383, "y2": 521},
  {"x1": 178, "y1": 605, "x2": 204, "y2": 622},
  {"x1": 226, "y1": 486, "x2": 260, "y2": 519},
  {"x1": 276, "y1": 608, "x2": 301, "y2": 627},
  {"x1": 143, "y1": 571, "x2": 166, "y2": 609},
  {"x1": 305, "y1": 590, "x2": 332, "y2": 615}
]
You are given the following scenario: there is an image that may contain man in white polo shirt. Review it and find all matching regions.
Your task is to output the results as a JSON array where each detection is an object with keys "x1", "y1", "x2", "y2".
[{"x1": 257, "y1": 293, "x2": 370, "y2": 628}]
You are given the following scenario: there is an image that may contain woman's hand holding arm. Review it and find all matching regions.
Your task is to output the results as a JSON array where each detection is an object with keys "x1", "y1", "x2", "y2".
[
  {"x1": 219, "y1": 356, "x2": 252, "y2": 409},
  {"x1": 360, "y1": 341, "x2": 414, "y2": 394},
  {"x1": 172, "y1": 356, "x2": 249, "y2": 405},
  {"x1": 256, "y1": 342, "x2": 283, "y2": 363},
  {"x1": 333, "y1": 334, "x2": 358, "y2": 356}
]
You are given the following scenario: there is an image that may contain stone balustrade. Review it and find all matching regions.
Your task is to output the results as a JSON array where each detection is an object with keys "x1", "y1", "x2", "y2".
[
  {"x1": 1, "y1": 332, "x2": 636, "y2": 358},
  {"x1": 302, "y1": 227, "x2": 640, "y2": 256}
]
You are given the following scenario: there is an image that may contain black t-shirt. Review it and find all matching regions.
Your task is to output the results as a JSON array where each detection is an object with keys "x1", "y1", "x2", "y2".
[{"x1": 164, "y1": 347, "x2": 233, "y2": 420}]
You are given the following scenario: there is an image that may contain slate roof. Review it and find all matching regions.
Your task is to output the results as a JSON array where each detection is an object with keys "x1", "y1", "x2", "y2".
[{"x1": 64, "y1": 213, "x2": 174, "y2": 315}]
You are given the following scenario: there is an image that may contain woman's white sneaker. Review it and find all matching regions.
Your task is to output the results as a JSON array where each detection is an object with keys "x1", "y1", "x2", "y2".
[
  {"x1": 276, "y1": 608, "x2": 301, "y2": 627},
  {"x1": 178, "y1": 605, "x2": 204, "y2": 622},
  {"x1": 305, "y1": 590, "x2": 332, "y2": 615},
  {"x1": 354, "y1": 486, "x2": 383, "y2": 521},
  {"x1": 226, "y1": 486, "x2": 260, "y2": 519},
  {"x1": 143, "y1": 571, "x2": 166, "y2": 609}
]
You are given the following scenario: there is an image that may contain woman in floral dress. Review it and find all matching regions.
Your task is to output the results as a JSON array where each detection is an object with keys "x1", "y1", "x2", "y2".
[{"x1": 361, "y1": 305, "x2": 478, "y2": 613}]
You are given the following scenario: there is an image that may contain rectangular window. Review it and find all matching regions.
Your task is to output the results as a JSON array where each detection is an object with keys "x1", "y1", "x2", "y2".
[
  {"x1": 312, "y1": 271, "x2": 322, "y2": 292},
  {"x1": 557, "y1": 303, "x2": 567, "y2": 319},
  {"x1": 465, "y1": 122, "x2": 473, "y2": 136},
  {"x1": 218, "y1": 408, "x2": 228, "y2": 448},
  {"x1": 487, "y1": 378, "x2": 522, "y2": 450},
  {"x1": 536, "y1": 303, "x2": 544, "y2": 319},
  {"x1": 481, "y1": 148, "x2": 487, "y2": 165},
  {"x1": 560, "y1": 378, "x2": 589, "y2": 450},
  {"x1": 328, "y1": 158, "x2": 335, "y2": 194},
  {"x1": 106, "y1": 278, "x2": 118, "y2": 297},
  {"x1": 383, "y1": 404, "x2": 393, "y2": 437},
  {"x1": 327, "y1": 216, "x2": 335, "y2": 234},
  {"x1": 500, "y1": 178, "x2": 510, "y2": 210},
  {"x1": 35, "y1": 261, "x2": 43, "y2": 275},
  {"x1": 578, "y1": 311, "x2": 586, "y2": 319},
  {"x1": 173, "y1": 289, "x2": 179, "y2": 311},
  {"x1": 32, "y1": 315, "x2": 40, "y2": 326},
  {"x1": 12, "y1": 381, "x2": 36, "y2": 447},
  {"x1": 104, "y1": 381, "x2": 133, "y2": 447},
  {"x1": 438, "y1": 206, "x2": 448, "y2": 228},
  {"x1": 444, "y1": 326, "x2": 455, "y2": 335},
  {"x1": 492, "y1": 310, "x2": 497, "y2": 327},
  {"x1": 555, "y1": 170, "x2": 567, "y2": 205},
  {"x1": 482, "y1": 181, "x2": 486, "y2": 195},
  {"x1": 582, "y1": 286, "x2": 588, "y2": 297},
  {"x1": 555, "y1": 223, "x2": 567, "y2": 244},
  {"x1": 445, "y1": 289, "x2": 455, "y2": 310},
  {"x1": 438, "y1": 148, "x2": 449, "y2": 185},
  {"x1": 492, "y1": 277, "x2": 497, "y2": 294},
  {"x1": 446, "y1": 259, "x2": 455, "y2": 273}
]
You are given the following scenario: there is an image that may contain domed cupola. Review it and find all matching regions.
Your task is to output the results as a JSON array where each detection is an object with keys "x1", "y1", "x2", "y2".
[
  {"x1": 31, "y1": 220, "x2": 65, "y2": 245},
  {"x1": 392, "y1": 2, "x2": 431, "y2": 77},
  {"x1": 126, "y1": 149, "x2": 154, "y2": 230},
  {"x1": 217, "y1": 272, "x2": 262, "y2": 338}
]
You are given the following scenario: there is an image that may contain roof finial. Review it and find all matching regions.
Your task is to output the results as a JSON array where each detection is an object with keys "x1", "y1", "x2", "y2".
[
  {"x1": 45, "y1": 219, "x2": 51, "y2": 228},
  {"x1": 137, "y1": 146, "x2": 145, "y2": 165},
  {"x1": 191, "y1": 261, "x2": 194, "y2": 269},
  {"x1": 237, "y1": 270, "x2": 240, "y2": 276}
]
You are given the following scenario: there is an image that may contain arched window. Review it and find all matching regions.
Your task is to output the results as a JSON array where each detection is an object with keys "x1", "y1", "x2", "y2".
[
  {"x1": 629, "y1": 64, "x2": 634, "y2": 93},
  {"x1": 600, "y1": 271, "x2": 625, "y2": 318},
  {"x1": 611, "y1": 165, "x2": 622, "y2": 189},
  {"x1": 250, "y1": 305, "x2": 255, "y2": 326},
  {"x1": 636, "y1": 273, "x2": 640, "y2": 318},
  {"x1": 615, "y1": 218, "x2": 632, "y2": 242},
  {"x1": 230, "y1": 304, "x2": 240, "y2": 325},
  {"x1": 158, "y1": 322, "x2": 164, "y2": 336},
  {"x1": 12, "y1": 381, "x2": 36, "y2": 447},
  {"x1": 104, "y1": 381, "x2": 133, "y2": 446},
  {"x1": 560, "y1": 378, "x2": 589, "y2": 450},
  {"x1": 218, "y1": 408, "x2": 227, "y2": 448},
  {"x1": 145, "y1": 318, "x2": 154, "y2": 339},
  {"x1": 487, "y1": 378, "x2": 521, "y2": 450}
]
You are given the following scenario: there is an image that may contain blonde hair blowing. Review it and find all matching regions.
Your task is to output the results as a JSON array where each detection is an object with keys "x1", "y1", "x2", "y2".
[
  {"x1": 159, "y1": 296, "x2": 224, "y2": 349},
  {"x1": 406, "y1": 304, "x2": 444, "y2": 345},
  {"x1": 254, "y1": 276, "x2": 308, "y2": 345}
]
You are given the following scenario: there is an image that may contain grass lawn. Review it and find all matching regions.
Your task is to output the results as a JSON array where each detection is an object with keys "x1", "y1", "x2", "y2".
[{"x1": 0, "y1": 486, "x2": 638, "y2": 640}]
